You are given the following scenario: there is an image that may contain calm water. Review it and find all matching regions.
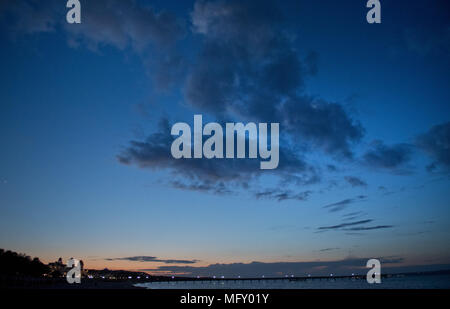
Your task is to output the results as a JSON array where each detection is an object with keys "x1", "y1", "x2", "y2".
[{"x1": 136, "y1": 274, "x2": 450, "y2": 289}]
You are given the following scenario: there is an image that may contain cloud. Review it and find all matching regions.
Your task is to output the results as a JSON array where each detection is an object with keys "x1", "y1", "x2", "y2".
[
  {"x1": 341, "y1": 211, "x2": 365, "y2": 221},
  {"x1": 343, "y1": 225, "x2": 394, "y2": 231},
  {"x1": 318, "y1": 219, "x2": 373, "y2": 230},
  {"x1": 281, "y1": 96, "x2": 364, "y2": 158},
  {"x1": 65, "y1": 0, "x2": 185, "y2": 52},
  {"x1": 344, "y1": 176, "x2": 367, "y2": 187},
  {"x1": 105, "y1": 256, "x2": 199, "y2": 264},
  {"x1": 170, "y1": 180, "x2": 232, "y2": 195},
  {"x1": 318, "y1": 247, "x2": 340, "y2": 252},
  {"x1": 322, "y1": 195, "x2": 367, "y2": 212},
  {"x1": 254, "y1": 189, "x2": 312, "y2": 202},
  {"x1": 139, "y1": 257, "x2": 405, "y2": 277},
  {"x1": 184, "y1": 0, "x2": 364, "y2": 158},
  {"x1": 117, "y1": 0, "x2": 367, "y2": 195},
  {"x1": 416, "y1": 121, "x2": 450, "y2": 172},
  {"x1": 0, "y1": 0, "x2": 184, "y2": 50},
  {"x1": 362, "y1": 140, "x2": 413, "y2": 171},
  {"x1": 118, "y1": 118, "x2": 320, "y2": 197}
]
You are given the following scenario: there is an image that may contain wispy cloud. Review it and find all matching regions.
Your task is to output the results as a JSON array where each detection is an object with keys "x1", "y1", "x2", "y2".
[
  {"x1": 318, "y1": 247, "x2": 340, "y2": 252},
  {"x1": 254, "y1": 189, "x2": 312, "y2": 202},
  {"x1": 105, "y1": 256, "x2": 199, "y2": 264},
  {"x1": 343, "y1": 225, "x2": 394, "y2": 231},
  {"x1": 318, "y1": 219, "x2": 372, "y2": 230},
  {"x1": 322, "y1": 195, "x2": 367, "y2": 212}
]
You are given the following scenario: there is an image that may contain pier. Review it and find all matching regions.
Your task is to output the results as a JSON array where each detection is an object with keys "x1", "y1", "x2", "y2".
[{"x1": 150, "y1": 274, "x2": 367, "y2": 283}]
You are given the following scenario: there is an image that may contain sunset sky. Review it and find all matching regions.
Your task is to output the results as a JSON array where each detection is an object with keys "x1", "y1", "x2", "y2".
[{"x1": 0, "y1": 0, "x2": 449, "y2": 277}]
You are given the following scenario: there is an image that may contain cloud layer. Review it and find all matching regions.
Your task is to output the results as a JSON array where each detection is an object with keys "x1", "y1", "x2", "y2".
[{"x1": 105, "y1": 255, "x2": 199, "y2": 264}]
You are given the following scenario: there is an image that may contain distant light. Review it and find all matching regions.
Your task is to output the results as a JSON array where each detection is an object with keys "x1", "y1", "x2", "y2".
[
  {"x1": 352, "y1": 273, "x2": 355, "y2": 276},
  {"x1": 101, "y1": 276, "x2": 105, "y2": 279},
  {"x1": 238, "y1": 275, "x2": 241, "y2": 278},
  {"x1": 137, "y1": 276, "x2": 140, "y2": 279},
  {"x1": 221, "y1": 275, "x2": 224, "y2": 279},
  {"x1": 213, "y1": 276, "x2": 216, "y2": 279},
  {"x1": 262, "y1": 275, "x2": 265, "y2": 278},
  {"x1": 128, "y1": 276, "x2": 132, "y2": 279},
  {"x1": 146, "y1": 276, "x2": 149, "y2": 279},
  {"x1": 171, "y1": 276, "x2": 175, "y2": 279},
  {"x1": 308, "y1": 274, "x2": 311, "y2": 277},
  {"x1": 291, "y1": 275, "x2": 294, "y2": 277},
  {"x1": 330, "y1": 274, "x2": 333, "y2": 277},
  {"x1": 197, "y1": 276, "x2": 200, "y2": 279}
]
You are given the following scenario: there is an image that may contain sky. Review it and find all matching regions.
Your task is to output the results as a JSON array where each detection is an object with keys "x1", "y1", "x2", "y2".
[{"x1": 0, "y1": 0, "x2": 449, "y2": 277}]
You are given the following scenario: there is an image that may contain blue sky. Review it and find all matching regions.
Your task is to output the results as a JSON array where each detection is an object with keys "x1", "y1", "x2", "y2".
[{"x1": 0, "y1": 0, "x2": 449, "y2": 277}]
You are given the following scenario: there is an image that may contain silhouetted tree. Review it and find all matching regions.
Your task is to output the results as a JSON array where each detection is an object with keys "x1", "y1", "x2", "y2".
[{"x1": 0, "y1": 248, "x2": 50, "y2": 277}]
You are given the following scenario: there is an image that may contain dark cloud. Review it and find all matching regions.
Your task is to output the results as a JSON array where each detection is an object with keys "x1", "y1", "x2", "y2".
[
  {"x1": 281, "y1": 96, "x2": 364, "y2": 158},
  {"x1": 416, "y1": 122, "x2": 450, "y2": 172},
  {"x1": 362, "y1": 140, "x2": 413, "y2": 171},
  {"x1": 344, "y1": 176, "x2": 367, "y2": 187},
  {"x1": 139, "y1": 257, "x2": 405, "y2": 277},
  {"x1": 318, "y1": 219, "x2": 372, "y2": 230},
  {"x1": 118, "y1": 118, "x2": 319, "y2": 196},
  {"x1": 184, "y1": 0, "x2": 364, "y2": 158},
  {"x1": 322, "y1": 195, "x2": 367, "y2": 212},
  {"x1": 105, "y1": 256, "x2": 199, "y2": 264},
  {"x1": 118, "y1": 0, "x2": 366, "y2": 194}
]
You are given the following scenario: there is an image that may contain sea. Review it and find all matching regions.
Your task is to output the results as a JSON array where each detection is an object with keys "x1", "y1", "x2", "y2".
[{"x1": 135, "y1": 273, "x2": 450, "y2": 289}]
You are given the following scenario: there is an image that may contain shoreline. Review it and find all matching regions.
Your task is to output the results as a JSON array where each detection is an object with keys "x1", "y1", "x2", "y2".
[{"x1": 1, "y1": 279, "x2": 145, "y2": 289}]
